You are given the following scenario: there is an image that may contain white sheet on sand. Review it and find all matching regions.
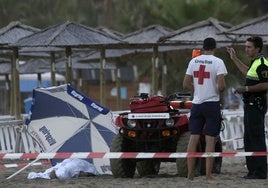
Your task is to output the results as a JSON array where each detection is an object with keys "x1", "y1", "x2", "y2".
[{"x1": 27, "y1": 158, "x2": 99, "y2": 180}]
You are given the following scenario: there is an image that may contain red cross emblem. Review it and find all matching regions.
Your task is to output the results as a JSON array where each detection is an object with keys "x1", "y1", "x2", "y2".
[{"x1": 193, "y1": 65, "x2": 210, "y2": 84}]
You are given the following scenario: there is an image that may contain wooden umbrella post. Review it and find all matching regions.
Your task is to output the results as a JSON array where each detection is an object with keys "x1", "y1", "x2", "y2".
[
  {"x1": 151, "y1": 45, "x2": 159, "y2": 95},
  {"x1": 65, "y1": 47, "x2": 73, "y2": 84},
  {"x1": 50, "y1": 51, "x2": 56, "y2": 86},
  {"x1": 116, "y1": 60, "x2": 121, "y2": 110},
  {"x1": 4, "y1": 74, "x2": 11, "y2": 114},
  {"x1": 12, "y1": 47, "x2": 21, "y2": 120},
  {"x1": 100, "y1": 48, "x2": 106, "y2": 106},
  {"x1": 162, "y1": 52, "x2": 167, "y2": 96}
]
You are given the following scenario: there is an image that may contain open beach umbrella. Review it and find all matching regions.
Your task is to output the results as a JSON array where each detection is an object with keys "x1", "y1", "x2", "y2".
[{"x1": 25, "y1": 84, "x2": 117, "y2": 174}]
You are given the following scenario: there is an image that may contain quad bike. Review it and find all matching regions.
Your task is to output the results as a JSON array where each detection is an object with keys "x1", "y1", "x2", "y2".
[{"x1": 110, "y1": 92, "x2": 223, "y2": 178}]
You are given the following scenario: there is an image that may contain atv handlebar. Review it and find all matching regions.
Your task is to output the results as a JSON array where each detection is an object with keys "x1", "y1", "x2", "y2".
[
  {"x1": 131, "y1": 92, "x2": 192, "y2": 102},
  {"x1": 167, "y1": 92, "x2": 192, "y2": 101}
]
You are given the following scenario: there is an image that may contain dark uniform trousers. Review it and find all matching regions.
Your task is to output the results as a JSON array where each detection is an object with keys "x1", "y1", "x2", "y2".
[{"x1": 244, "y1": 101, "x2": 267, "y2": 178}]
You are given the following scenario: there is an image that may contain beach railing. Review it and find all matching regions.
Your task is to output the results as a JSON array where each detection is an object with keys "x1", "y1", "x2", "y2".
[
  {"x1": 221, "y1": 109, "x2": 268, "y2": 151},
  {"x1": 0, "y1": 118, "x2": 41, "y2": 153},
  {"x1": 0, "y1": 120, "x2": 23, "y2": 153},
  {"x1": 221, "y1": 110, "x2": 245, "y2": 151}
]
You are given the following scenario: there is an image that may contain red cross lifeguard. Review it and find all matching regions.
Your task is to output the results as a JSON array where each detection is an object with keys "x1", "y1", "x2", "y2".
[{"x1": 193, "y1": 65, "x2": 210, "y2": 84}]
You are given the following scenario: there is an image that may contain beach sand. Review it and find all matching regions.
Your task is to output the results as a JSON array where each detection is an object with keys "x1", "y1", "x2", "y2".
[{"x1": 0, "y1": 157, "x2": 267, "y2": 188}]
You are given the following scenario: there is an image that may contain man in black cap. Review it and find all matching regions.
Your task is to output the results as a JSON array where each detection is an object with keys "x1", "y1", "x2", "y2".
[
  {"x1": 183, "y1": 37, "x2": 227, "y2": 180},
  {"x1": 203, "y1": 37, "x2": 216, "y2": 50}
]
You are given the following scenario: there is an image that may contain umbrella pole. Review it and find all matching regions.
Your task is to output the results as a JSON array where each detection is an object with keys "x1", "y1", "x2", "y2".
[{"x1": 6, "y1": 158, "x2": 40, "y2": 180}]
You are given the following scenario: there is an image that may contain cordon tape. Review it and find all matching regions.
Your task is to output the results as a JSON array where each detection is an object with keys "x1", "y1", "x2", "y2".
[
  {"x1": 0, "y1": 161, "x2": 51, "y2": 169},
  {"x1": 221, "y1": 137, "x2": 243, "y2": 143},
  {"x1": 0, "y1": 151, "x2": 268, "y2": 160}
]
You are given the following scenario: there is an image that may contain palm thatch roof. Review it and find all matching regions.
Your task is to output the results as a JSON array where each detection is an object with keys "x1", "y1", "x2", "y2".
[
  {"x1": 0, "y1": 21, "x2": 40, "y2": 47},
  {"x1": 221, "y1": 14, "x2": 268, "y2": 44},
  {"x1": 122, "y1": 24, "x2": 173, "y2": 47},
  {"x1": 159, "y1": 17, "x2": 234, "y2": 48},
  {"x1": 55, "y1": 57, "x2": 116, "y2": 71},
  {"x1": 19, "y1": 59, "x2": 51, "y2": 74},
  {"x1": 12, "y1": 21, "x2": 125, "y2": 48},
  {"x1": 78, "y1": 49, "x2": 137, "y2": 62},
  {"x1": 97, "y1": 26, "x2": 124, "y2": 40},
  {"x1": 59, "y1": 25, "x2": 173, "y2": 62},
  {"x1": 0, "y1": 21, "x2": 63, "y2": 57},
  {"x1": 223, "y1": 14, "x2": 268, "y2": 36},
  {"x1": 0, "y1": 63, "x2": 10, "y2": 74},
  {"x1": 18, "y1": 47, "x2": 62, "y2": 58},
  {"x1": 0, "y1": 58, "x2": 51, "y2": 74}
]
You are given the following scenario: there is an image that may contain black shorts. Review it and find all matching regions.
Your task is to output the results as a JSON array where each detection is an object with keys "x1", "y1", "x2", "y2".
[{"x1": 189, "y1": 101, "x2": 221, "y2": 136}]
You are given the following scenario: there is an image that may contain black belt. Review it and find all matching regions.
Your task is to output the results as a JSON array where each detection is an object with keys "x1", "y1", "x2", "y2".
[{"x1": 243, "y1": 95, "x2": 266, "y2": 104}]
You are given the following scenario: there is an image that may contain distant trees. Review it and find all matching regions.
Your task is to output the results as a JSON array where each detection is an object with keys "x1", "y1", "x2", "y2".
[
  {"x1": 0, "y1": 0, "x2": 98, "y2": 28},
  {"x1": 0, "y1": 0, "x2": 266, "y2": 31},
  {"x1": 111, "y1": 0, "x2": 246, "y2": 33}
]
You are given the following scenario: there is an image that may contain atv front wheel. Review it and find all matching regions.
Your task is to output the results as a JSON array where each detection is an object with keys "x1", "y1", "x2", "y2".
[
  {"x1": 110, "y1": 134, "x2": 136, "y2": 178},
  {"x1": 136, "y1": 159, "x2": 161, "y2": 177}
]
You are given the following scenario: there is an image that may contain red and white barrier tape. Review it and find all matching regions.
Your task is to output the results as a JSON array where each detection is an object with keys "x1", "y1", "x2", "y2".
[
  {"x1": 0, "y1": 161, "x2": 51, "y2": 169},
  {"x1": 0, "y1": 152, "x2": 268, "y2": 160}
]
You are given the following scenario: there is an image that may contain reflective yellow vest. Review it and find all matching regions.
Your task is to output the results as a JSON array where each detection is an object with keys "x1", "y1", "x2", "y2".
[{"x1": 246, "y1": 57, "x2": 268, "y2": 81}]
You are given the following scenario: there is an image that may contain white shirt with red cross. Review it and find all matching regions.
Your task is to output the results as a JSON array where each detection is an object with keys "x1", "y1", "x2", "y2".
[{"x1": 186, "y1": 54, "x2": 227, "y2": 104}]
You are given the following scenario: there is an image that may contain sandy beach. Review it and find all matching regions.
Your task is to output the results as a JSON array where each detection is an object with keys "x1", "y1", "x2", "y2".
[{"x1": 0, "y1": 157, "x2": 267, "y2": 188}]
